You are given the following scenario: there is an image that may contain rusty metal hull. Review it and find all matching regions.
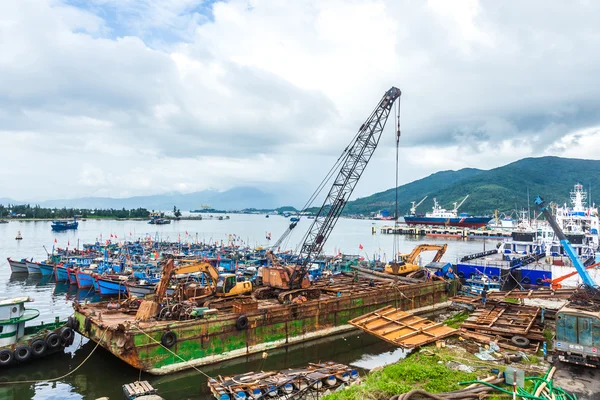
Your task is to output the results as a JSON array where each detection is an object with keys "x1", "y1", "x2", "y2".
[{"x1": 73, "y1": 280, "x2": 453, "y2": 375}]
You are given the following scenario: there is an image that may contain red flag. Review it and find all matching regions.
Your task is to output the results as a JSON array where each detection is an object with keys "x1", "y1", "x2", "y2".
[
  {"x1": 359, "y1": 244, "x2": 364, "y2": 250},
  {"x1": 115, "y1": 234, "x2": 118, "y2": 238},
  {"x1": 130, "y1": 232, "x2": 132, "y2": 236},
  {"x1": 54, "y1": 238, "x2": 57, "y2": 243},
  {"x1": 185, "y1": 231, "x2": 189, "y2": 235},
  {"x1": 110, "y1": 234, "x2": 113, "y2": 238},
  {"x1": 68, "y1": 241, "x2": 70, "y2": 246}
]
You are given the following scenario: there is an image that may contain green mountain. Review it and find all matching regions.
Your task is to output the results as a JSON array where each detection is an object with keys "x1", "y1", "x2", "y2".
[{"x1": 345, "y1": 156, "x2": 600, "y2": 216}]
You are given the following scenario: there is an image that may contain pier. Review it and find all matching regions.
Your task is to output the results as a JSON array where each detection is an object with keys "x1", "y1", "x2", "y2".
[{"x1": 378, "y1": 224, "x2": 512, "y2": 239}]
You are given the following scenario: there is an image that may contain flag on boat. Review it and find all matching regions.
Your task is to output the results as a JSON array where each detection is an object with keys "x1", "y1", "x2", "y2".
[
  {"x1": 54, "y1": 238, "x2": 57, "y2": 243},
  {"x1": 359, "y1": 244, "x2": 364, "y2": 250}
]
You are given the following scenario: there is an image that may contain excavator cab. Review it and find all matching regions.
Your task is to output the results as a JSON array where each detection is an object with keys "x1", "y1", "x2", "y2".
[{"x1": 215, "y1": 274, "x2": 253, "y2": 297}]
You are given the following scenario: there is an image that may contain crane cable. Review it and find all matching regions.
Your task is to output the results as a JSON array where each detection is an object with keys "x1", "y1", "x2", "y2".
[{"x1": 393, "y1": 98, "x2": 402, "y2": 263}]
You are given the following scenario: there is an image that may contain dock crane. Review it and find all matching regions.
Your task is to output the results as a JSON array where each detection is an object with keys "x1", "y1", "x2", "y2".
[
  {"x1": 258, "y1": 87, "x2": 402, "y2": 303},
  {"x1": 410, "y1": 196, "x2": 427, "y2": 215},
  {"x1": 534, "y1": 195, "x2": 600, "y2": 368},
  {"x1": 452, "y1": 195, "x2": 470, "y2": 213}
]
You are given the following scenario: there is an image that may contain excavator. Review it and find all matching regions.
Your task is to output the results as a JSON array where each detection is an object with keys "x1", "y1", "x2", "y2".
[
  {"x1": 384, "y1": 244, "x2": 447, "y2": 276},
  {"x1": 256, "y1": 87, "x2": 402, "y2": 304},
  {"x1": 135, "y1": 259, "x2": 253, "y2": 320}
]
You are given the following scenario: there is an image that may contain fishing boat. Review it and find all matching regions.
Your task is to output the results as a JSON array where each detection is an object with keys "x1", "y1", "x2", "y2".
[
  {"x1": 51, "y1": 218, "x2": 78, "y2": 231},
  {"x1": 15, "y1": 231, "x2": 22, "y2": 240},
  {"x1": 0, "y1": 297, "x2": 75, "y2": 367},
  {"x1": 461, "y1": 274, "x2": 502, "y2": 296},
  {"x1": 37, "y1": 262, "x2": 55, "y2": 276},
  {"x1": 54, "y1": 264, "x2": 69, "y2": 282},
  {"x1": 75, "y1": 269, "x2": 96, "y2": 289},
  {"x1": 96, "y1": 276, "x2": 128, "y2": 296},
  {"x1": 7, "y1": 258, "x2": 28, "y2": 273},
  {"x1": 404, "y1": 196, "x2": 492, "y2": 228}
]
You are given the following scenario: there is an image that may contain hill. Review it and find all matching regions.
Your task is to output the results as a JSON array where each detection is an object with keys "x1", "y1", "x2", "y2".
[{"x1": 344, "y1": 156, "x2": 600, "y2": 216}]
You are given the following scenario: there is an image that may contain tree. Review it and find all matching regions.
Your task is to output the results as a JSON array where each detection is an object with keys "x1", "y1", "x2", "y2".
[{"x1": 174, "y1": 207, "x2": 182, "y2": 218}]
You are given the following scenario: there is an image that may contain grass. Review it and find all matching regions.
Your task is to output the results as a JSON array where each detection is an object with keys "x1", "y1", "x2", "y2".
[
  {"x1": 443, "y1": 311, "x2": 470, "y2": 329},
  {"x1": 323, "y1": 349, "x2": 480, "y2": 400},
  {"x1": 503, "y1": 298, "x2": 520, "y2": 304}
]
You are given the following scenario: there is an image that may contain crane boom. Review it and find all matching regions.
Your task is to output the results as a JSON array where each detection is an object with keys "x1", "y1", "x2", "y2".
[
  {"x1": 453, "y1": 194, "x2": 469, "y2": 212},
  {"x1": 290, "y1": 87, "x2": 401, "y2": 288},
  {"x1": 534, "y1": 195, "x2": 597, "y2": 288},
  {"x1": 410, "y1": 196, "x2": 427, "y2": 214},
  {"x1": 271, "y1": 221, "x2": 298, "y2": 250}
]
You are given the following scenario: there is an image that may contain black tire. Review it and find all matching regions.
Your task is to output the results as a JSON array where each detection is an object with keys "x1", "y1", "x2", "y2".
[
  {"x1": 457, "y1": 272, "x2": 465, "y2": 279},
  {"x1": 536, "y1": 278, "x2": 543, "y2": 286},
  {"x1": 161, "y1": 331, "x2": 177, "y2": 348},
  {"x1": 0, "y1": 349, "x2": 13, "y2": 365},
  {"x1": 236, "y1": 315, "x2": 249, "y2": 330},
  {"x1": 492, "y1": 275, "x2": 499, "y2": 281},
  {"x1": 31, "y1": 339, "x2": 47, "y2": 357},
  {"x1": 14, "y1": 345, "x2": 32, "y2": 363},
  {"x1": 67, "y1": 316, "x2": 79, "y2": 331},
  {"x1": 45, "y1": 332, "x2": 61, "y2": 349},
  {"x1": 59, "y1": 327, "x2": 74, "y2": 343},
  {"x1": 84, "y1": 316, "x2": 92, "y2": 333},
  {"x1": 511, "y1": 336, "x2": 530, "y2": 348},
  {"x1": 522, "y1": 277, "x2": 531, "y2": 285}
]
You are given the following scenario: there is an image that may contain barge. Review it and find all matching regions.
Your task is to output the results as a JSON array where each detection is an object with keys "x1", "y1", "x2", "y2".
[{"x1": 73, "y1": 276, "x2": 454, "y2": 375}]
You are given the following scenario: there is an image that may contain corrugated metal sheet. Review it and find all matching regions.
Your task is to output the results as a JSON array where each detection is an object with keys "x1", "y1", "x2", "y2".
[{"x1": 349, "y1": 305, "x2": 457, "y2": 348}]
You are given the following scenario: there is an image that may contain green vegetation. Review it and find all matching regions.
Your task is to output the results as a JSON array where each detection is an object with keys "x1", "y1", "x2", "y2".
[
  {"x1": 504, "y1": 298, "x2": 520, "y2": 304},
  {"x1": 0, "y1": 204, "x2": 150, "y2": 219},
  {"x1": 323, "y1": 350, "x2": 480, "y2": 400},
  {"x1": 343, "y1": 156, "x2": 600, "y2": 216},
  {"x1": 443, "y1": 311, "x2": 470, "y2": 329}
]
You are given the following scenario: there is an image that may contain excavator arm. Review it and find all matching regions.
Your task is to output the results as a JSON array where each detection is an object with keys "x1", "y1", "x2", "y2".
[{"x1": 404, "y1": 244, "x2": 448, "y2": 264}]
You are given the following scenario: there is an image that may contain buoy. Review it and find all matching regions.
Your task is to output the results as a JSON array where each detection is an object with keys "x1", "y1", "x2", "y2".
[{"x1": 15, "y1": 231, "x2": 22, "y2": 240}]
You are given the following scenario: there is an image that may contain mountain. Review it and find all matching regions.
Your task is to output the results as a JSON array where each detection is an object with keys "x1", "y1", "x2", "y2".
[
  {"x1": 344, "y1": 156, "x2": 600, "y2": 216},
  {"x1": 10, "y1": 187, "x2": 280, "y2": 211}
]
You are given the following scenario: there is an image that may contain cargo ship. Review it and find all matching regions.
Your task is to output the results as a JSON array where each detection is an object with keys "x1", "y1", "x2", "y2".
[
  {"x1": 72, "y1": 276, "x2": 453, "y2": 375},
  {"x1": 404, "y1": 196, "x2": 492, "y2": 228}
]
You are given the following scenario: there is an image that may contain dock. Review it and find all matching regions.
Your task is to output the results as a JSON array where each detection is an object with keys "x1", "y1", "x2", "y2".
[{"x1": 378, "y1": 224, "x2": 512, "y2": 239}]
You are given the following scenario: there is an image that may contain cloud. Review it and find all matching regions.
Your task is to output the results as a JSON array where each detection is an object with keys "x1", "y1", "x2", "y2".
[{"x1": 1, "y1": 0, "x2": 600, "y2": 204}]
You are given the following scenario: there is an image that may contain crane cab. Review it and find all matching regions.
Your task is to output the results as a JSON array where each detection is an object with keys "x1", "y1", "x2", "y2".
[{"x1": 215, "y1": 274, "x2": 253, "y2": 297}]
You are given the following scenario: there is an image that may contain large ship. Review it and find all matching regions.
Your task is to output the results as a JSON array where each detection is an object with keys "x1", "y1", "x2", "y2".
[{"x1": 403, "y1": 195, "x2": 492, "y2": 228}]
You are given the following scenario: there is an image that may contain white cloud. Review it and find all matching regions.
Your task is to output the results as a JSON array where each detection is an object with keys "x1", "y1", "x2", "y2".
[{"x1": 1, "y1": 0, "x2": 600, "y2": 204}]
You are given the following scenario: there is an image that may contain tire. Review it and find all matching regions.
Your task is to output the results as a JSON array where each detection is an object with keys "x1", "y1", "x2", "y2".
[
  {"x1": 536, "y1": 278, "x2": 543, "y2": 286},
  {"x1": 492, "y1": 275, "x2": 499, "y2": 281},
  {"x1": 511, "y1": 336, "x2": 530, "y2": 348},
  {"x1": 161, "y1": 331, "x2": 177, "y2": 348},
  {"x1": 84, "y1": 316, "x2": 92, "y2": 333},
  {"x1": 14, "y1": 345, "x2": 32, "y2": 363},
  {"x1": 522, "y1": 277, "x2": 531, "y2": 285},
  {"x1": 236, "y1": 315, "x2": 249, "y2": 331},
  {"x1": 45, "y1": 332, "x2": 61, "y2": 349},
  {"x1": 457, "y1": 272, "x2": 465, "y2": 279},
  {"x1": 59, "y1": 327, "x2": 74, "y2": 343},
  {"x1": 31, "y1": 339, "x2": 47, "y2": 357},
  {"x1": 67, "y1": 316, "x2": 79, "y2": 331},
  {"x1": 0, "y1": 349, "x2": 13, "y2": 365},
  {"x1": 504, "y1": 353, "x2": 523, "y2": 363}
]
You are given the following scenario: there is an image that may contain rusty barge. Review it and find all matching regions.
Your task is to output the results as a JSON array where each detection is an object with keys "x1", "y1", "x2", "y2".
[{"x1": 73, "y1": 276, "x2": 455, "y2": 375}]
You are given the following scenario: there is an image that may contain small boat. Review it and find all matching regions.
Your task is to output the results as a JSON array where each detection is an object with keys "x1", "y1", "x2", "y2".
[
  {"x1": 67, "y1": 267, "x2": 78, "y2": 285},
  {"x1": 0, "y1": 297, "x2": 74, "y2": 367},
  {"x1": 75, "y1": 270, "x2": 95, "y2": 289},
  {"x1": 37, "y1": 263, "x2": 55, "y2": 276},
  {"x1": 96, "y1": 276, "x2": 128, "y2": 296},
  {"x1": 290, "y1": 217, "x2": 300, "y2": 222},
  {"x1": 15, "y1": 231, "x2": 22, "y2": 240},
  {"x1": 25, "y1": 261, "x2": 42, "y2": 275},
  {"x1": 462, "y1": 274, "x2": 502, "y2": 296},
  {"x1": 7, "y1": 258, "x2": 28, "y2": 273},
  {"x1": 51, "y1": 218, "x2": 78, "y2": 231},
  {"x1": 0, "y1": 220, "x2": 8, "y2": 224}
]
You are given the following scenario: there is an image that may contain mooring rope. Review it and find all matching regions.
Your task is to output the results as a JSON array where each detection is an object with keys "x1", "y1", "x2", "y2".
[
  {"x1": 132, "y1": 324, "x2": 213, "y2": 380},
  {"x1": 0, "y1": 325, "x2": 110, "y2": 385}
]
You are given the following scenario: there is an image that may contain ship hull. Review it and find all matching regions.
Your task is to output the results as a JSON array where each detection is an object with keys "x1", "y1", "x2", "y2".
[
  {"x1": 73, "y1": 280, "x2": 453, "y2": 375},
  {"x1": 403, "y1": 216, "x2": 492, "y2": 228}
]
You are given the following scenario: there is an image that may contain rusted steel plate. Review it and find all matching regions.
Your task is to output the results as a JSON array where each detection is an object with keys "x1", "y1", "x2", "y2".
[{"x1": 349, "y1": 305, "x2": 457, "y2": 348}]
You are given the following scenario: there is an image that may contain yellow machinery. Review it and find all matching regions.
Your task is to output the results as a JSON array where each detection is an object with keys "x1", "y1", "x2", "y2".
[
  {"x1": 384, "y1": 244, "x2": 447, "y2": 276},
  {"x1": 136, "y1": 259, "x2": 252, "y2": 320}
]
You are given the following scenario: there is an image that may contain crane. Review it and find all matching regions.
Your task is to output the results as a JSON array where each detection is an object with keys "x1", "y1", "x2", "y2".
[
  {"x1": 534, "y1": 195, "x2": 597, "y2": 288},
  {"x1": 259, "y1": 87, "x2": 402, "y2": 303},
  {"x1": 542, "y1": 261, "x2": 600, "y2": 290},
  {"x1": 453, "y1": 195, "x2": 469, "y2": 213},
  {"x1": 385, "y1": 244, "x2": 447, "y2": 275},
  {"x1": 410, "y1": 196, "x2": 427, "y2": 215}
]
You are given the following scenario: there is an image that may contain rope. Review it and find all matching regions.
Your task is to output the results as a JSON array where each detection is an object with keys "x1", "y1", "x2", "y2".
[
  {"x1": 132, "y1": 325, "x2": 213, "y2": 380},
  {"x1": 393, "y1": 98, "x2": 401, "y2": 263},
  {"x1": 0, "y1": 325, "x2": 110, "y2": 385}
]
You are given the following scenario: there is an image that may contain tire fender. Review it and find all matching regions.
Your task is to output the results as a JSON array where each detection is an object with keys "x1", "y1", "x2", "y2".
[
  {"x1": 236, "y1": 315, "x2": 249, "y2": 330},
  {"x1": 161, "y1": 331, "x2": 177, "y2": 348},
  {"x1": 14, "y1": 345, "x2": 32, "y2": 363},
  {"x1": 0, "y1": 349, "x2": 13, "y2": 365},
  {"x1": 59, "y1": 327, "x2": 74, "y2": 343},
  {"x1": 45, "y1": 332, "x2": 61, "y2": 349},
  {"x1": 31, "y1": 339, "x2": 47, "y2": 357}
]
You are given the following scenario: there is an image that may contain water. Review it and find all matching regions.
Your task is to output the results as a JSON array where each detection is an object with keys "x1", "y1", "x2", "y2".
[{"x1": 0, "y1": 215, "x2": 495, "y2": 399}]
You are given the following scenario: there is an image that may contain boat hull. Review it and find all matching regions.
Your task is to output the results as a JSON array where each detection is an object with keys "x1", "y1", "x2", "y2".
[
  {"x1": 75, "y1": 271, "x2": 94, "y2": 289},
  {"x1": 25, "y1": 262, "x2": 42, "y2": 275},
  {"x1": 74, "y1": 280, "x2": 452, "y2": 375},
  {"x1": 7, "y1": 259, "x2": 28, "y2": 273},
  {"x1": 38, "y1": 263, "x2": 55, "y2": 276},
  {"x1": 97, "y1": 278, "x2": 128, "y2": 296},
  {"x1": 54, "y1": 265, "x2": 69, "y2": 282},
  {"x1": 403, "y1": 216, "x2": 492, "y2": 228}
]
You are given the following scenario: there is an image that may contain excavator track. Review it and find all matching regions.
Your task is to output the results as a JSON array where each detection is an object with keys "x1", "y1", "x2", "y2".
[
  {"x1": 253, "y1": 287, "x2": 275, "y2": 300},
  {"x1": 277, "y1": 288, "x2": 321, "y2": 304}
]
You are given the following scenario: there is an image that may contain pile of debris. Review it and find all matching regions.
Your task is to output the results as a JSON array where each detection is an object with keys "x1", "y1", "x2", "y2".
[{"x1": 457, "y1": 301, "x2": 545, "y2": 354}]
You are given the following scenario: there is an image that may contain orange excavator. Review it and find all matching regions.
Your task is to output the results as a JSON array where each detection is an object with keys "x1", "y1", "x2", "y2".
[
  {"x1": 385, "y1": 244, "x2": 448, "y2": 276},
  {"x1": 542, "y1": 261, "x2": 600, "y2": 290}
]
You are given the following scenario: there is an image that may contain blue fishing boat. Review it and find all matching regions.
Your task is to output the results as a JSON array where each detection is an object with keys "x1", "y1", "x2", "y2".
[
  {"x1": 96, "y1": 277, "x2": 128, "y2": 296},
  {"x1": 51, "y1": 217, "x2": 78, "y2": 231},
  {"x1": 37, "y1": 263, "x2": 55, "y2": 276},
  {"x1": 75, "y1": 270, "x2": 95, "y2": 289},
  {"x1": 54, "y1": 265, "x2": 69, "y2": 282}
]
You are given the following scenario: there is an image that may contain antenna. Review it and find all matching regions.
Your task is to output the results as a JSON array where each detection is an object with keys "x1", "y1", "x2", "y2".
[{"x1": 527, "y1": 187, "x2": 530, "y2": 222}]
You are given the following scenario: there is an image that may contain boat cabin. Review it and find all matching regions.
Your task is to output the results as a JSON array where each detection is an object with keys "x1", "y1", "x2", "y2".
[{"x1": 0, "y1": 297, "x2": 39, "y2": 347}]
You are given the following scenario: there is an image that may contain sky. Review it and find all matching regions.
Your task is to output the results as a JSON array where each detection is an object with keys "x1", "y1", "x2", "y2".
[{"x1": 1, "y1": 0, "x2": 600, "y2": 205}]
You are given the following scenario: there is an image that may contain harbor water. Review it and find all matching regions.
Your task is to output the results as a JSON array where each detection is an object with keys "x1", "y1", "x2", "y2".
[{"x1": 0, "y1": 215, "x2": 495, "y2": 400}]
